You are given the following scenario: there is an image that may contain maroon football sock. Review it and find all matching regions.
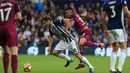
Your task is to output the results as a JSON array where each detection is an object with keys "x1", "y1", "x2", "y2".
[
  {"x1": 83, "y1": 41, "x2": 99, "y2": 47},
  {"x1": 11, "y1": 55, "x2": 18, "y2": 73},
  {"x1": 3, "y1": 53, "x2": 9, "y2": 73}
]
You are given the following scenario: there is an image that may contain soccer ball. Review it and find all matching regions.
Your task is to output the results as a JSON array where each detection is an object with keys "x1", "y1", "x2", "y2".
[{"x1": 23, "y1": 63, "x2": 31, "y2": 72}]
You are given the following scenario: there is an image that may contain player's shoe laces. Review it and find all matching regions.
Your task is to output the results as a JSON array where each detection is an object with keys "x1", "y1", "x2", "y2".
[
  {"x1": 64, "y1": 58, "x2": 74, "y2": 67},
  {"x1": 75, "y1": 64, "x2": 85, "y2": 69},
  {"x1": 117, "y1": 69, "x2": 122, "y2": 73},
  {"x1": 89, "y1": 67, "x2": 94, "y2": 73},
  {"x1": 110, "y1": 70, "x2": 117, "y2": 73}
]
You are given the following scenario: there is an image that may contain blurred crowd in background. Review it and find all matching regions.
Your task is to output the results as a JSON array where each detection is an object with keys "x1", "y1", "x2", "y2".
[{"x1": 16, "y1": 0, "x2": 130, "y2": 47}]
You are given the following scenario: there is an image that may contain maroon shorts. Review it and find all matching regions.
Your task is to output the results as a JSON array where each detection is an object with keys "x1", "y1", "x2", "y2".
[
  {"x1": 81, "y1": 28, "x2": 92, "y2": 41},
  {"x1": 0, "y1": 24, "x2": 17, "y2": 47}
]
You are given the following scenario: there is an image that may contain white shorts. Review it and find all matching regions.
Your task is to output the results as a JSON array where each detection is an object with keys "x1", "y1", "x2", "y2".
[
  {"x1": 108, "y1": 29, "x2": 127, "y2": 43},
  {"x1": 54, "y1": 40, "x2": 79, "y2": 54}
]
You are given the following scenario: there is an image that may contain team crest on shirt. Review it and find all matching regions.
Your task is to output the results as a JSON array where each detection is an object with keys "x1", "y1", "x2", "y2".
[
  {"x1": 18, "y1": 5, "x2": 20, "y2": 9},
  {"x1": 124, "y1": 1, "x2": 127, "y2": 4}
]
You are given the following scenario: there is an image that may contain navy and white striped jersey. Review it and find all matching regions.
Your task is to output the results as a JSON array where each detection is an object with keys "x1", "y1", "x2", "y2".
[
  {"x1": 102, "y1": 0, "x2": 127, "y2": 30},
  {"x1": 49, "y1": 19, "x2": 73, "y2": 42}
]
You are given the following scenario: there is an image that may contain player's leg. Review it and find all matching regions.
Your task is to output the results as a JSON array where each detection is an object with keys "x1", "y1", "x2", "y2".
[
  {"x1": 117, "y1": 42, "x2": 127, "y2": 73},
  {"x1": 110, "y1": 43, "x2": 119, "y2": 73},
  {"x1": 117, "y1": 29, "x2": 127, "y2": 73},
  {"x1": 10, "y1": 46, "x2": 18, "y2": 73},
  {"x1": 108, "y1": 30, "x2": 119, "y2": 73},
  {"x1": 108, "y1": 29, "x2": 127, "y2": 73},
  {"x1": 7, "y1": 29, "x2": 18, "y2": 73},
  {"x1": 2, "y1": 46, "x2": 10, "y2": 73},
  {"x1": 79, "y1": 29, "x2": 96, "y2": 47},
  {"x1": 75, "y1": 34, "x2": 104, "y2": 69},
  {"x1": 0, "y1": 29, "x2": 10, "y2": 73},
  {"x1": 52, "y1": 50, "x2": 71, "y2": 61},
  {"x1": 79, "y1": 33, "x2": 104, "y2": 48},
  {"x1": 78, "y1": 34, "x2": 104, "y2": 57},
  {"x1": 52, "y1": 50, "x2": 73, "y2": 67},
  {"x1": 75, "y1": 52, "x2": 94, "y2": 73},
  {"x1": 69, "y1": 39, "x2": 94, "y2": 73},
  {"x1": 52, "y1": 40, "x2": 74, "y2": 67},
  {"x1": 75, "y1": 37, "x2": 86, "y2": 69}
]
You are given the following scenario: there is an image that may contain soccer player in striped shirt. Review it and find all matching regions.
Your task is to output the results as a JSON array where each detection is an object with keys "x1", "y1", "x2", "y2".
[{"x1": 42, "y1": 15, "x2": 94, "y2": 73}]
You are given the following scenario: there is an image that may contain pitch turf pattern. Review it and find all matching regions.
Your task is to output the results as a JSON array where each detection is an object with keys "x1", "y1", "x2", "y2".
[{"x1": 0, "y1": 55, "x2": 130, "y2": 73}]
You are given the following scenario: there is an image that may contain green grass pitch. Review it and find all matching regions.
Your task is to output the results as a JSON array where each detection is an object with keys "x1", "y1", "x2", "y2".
[{"x1": 0, "y1": 55, "x2": 130, "y2": 73}]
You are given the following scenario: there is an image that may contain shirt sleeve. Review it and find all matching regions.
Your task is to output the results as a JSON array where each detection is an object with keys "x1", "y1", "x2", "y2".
[
  {"x1": 121, "y1": 0, "x2": 127, "y2": 7},
  {"x1": 53, "y1": 19, "x2": 64, "y2": 26},
  {"x1": 49, "y1": 29, "x2": 54, "y2": 37},
  {"x1": 14, "y1": 2, "x2": 20, "y2": 13}
]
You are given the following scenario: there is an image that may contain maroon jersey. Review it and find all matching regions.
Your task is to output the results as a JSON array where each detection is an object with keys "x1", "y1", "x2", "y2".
[
  {"x1": 70, "y1": 13, "x2": 88, "y2": 33},
  {"x1": 0, "y1": 0, "x2": 20, "y2": 25},
  {"x1": 0, "y1": 0, "x2": 20, "y2": 47}
]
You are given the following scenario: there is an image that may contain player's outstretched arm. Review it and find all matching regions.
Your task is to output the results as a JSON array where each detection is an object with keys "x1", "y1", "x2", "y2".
[
  {"x1": 101, "y1": 11, "x2": 107, "y2": 32},
  {"x1": 64, "y1": 18, "x2": 72, "y2": 34},
  {"x1": 80, "y1": 11, "x2": 87, "y2": 17},
  {"x1": 48, "y1": 36, "x2": 53, "y2": 52},
  {"x1": 101, "y1": 11, "x2": 109, "y2": 38},
  {"x1": 15, "y1": 12, "x2": 22, "y2": 20},
  {"x1": 123, "y1": 6, "x2": 130, "y2": 18}
]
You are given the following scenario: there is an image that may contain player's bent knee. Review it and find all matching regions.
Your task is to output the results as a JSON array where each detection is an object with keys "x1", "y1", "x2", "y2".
[
  {"x1": 3, "y1": 52, "x2": 10, "y2": 55},
  {"x1": 52, "y1": 51, "x2": 58, "y2": 56},
  {"x1": 120, "y1": 42, "x2": 127, "y2": 49},
  {"x1": 52, "y1": 50, "x2": 62, "y2": 56},
  {"x1": 2, "y1": 46, "x2": 10, "y2": 55},
  {"x1": 3, "y1": 50, "x2": 10, "y2": 55},
  {"x1": 79, "y1": 39, "x2": 86, "y2": 47},
  {"x1": 10, "y1": 46, "x2": 18, "y2": 53},
  {"x1": 75, "y1": 52, "x2": 82, "y2": 59},
  {"x1": 11, "y1": 52, "x2": 18, "y2": 55},
  {"x1": 112, "y1": 42, "x2": 118, "y2": 46},
  {"x1": 112, "y1": 42, "x2": 119, "y2": 52},
  {"x1": 79, "y1": 42, "x2": 84, "y2": 47}
]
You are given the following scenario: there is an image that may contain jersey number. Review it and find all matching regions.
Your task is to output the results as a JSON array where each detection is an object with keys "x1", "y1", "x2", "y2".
[
  {"x1": 0, "y1": 7, "x2": 12, "y2": 21},
  {"x1": 110, "y1": 6, "x2": 116, "y2": 18},
  {"x1": 78, "y1": 17, "x2": 85, "y2": 26}
]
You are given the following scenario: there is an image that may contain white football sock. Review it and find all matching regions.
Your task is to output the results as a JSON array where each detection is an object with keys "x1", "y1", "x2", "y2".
[
  {"x1": 110, "y1": 52, "x2": 117, "y2": 71},
  {"x1": 80, "y1": 56, "x2": 93, "y2": 68},
  {"x1": 118, "y1": 49, "x2": 126, "y2": 72},
  {"x1": 58, "y1": 53, "x2": 71, "y2": 61}
]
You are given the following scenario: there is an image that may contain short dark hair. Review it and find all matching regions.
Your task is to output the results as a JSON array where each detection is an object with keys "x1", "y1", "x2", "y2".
[
  {"x1": 42, "y1": 15, "x2": 52, "y2": 21},
  {"x1": 65, "y1": 7, "x2": 74, "y2": 12}
]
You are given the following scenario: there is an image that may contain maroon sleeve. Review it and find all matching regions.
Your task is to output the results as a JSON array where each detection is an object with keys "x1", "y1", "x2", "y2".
[{"x1": 14, "y1": 2, "x2": 20, "y2": 13}]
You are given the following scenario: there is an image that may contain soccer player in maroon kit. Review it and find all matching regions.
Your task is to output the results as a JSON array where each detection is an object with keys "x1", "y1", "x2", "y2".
[
  {"x1": 0, "y1": 0, "x2": 22, "y2": 73},
  {"x1": 65, "y1": 7, "x2": 104, "y2": 69}
]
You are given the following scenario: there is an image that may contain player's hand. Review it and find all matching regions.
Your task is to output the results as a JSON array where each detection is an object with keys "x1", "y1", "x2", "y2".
[
  {"x1": 65, "y1": 30, "x2": 70, "y2": 35},
  {"x1": 83, "y1": 11, "x2": 87, "y2": 16},
  {"x1": 47, "y1": 47, "x2": 51, "y2": 53},
  {"x1": 81, "y1": 11, "x2": 87, "y2": 17}
]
